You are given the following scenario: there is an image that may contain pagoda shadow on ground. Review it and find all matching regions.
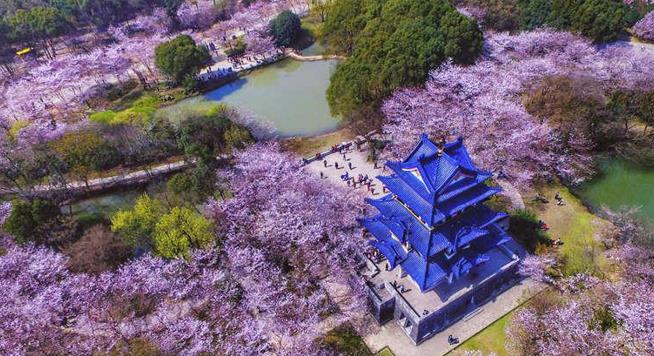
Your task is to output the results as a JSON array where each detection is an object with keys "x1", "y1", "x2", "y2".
[{"x1": 358, "y1": 134, "x2": 529, "y2": 348}]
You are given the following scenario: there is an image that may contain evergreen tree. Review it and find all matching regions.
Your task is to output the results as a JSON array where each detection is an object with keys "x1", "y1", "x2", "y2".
[{"x1": 155, "y1": 35, "x2": 211, "y2": 85}]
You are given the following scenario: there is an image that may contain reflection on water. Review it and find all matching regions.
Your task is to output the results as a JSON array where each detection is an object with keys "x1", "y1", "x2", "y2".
[
  {"x1": 301, "y1": 42, "x2": 325, "y2": 56},
  {"x1": 579, "y1": 159, "x2": 654, "y2": 224},
  {"x1": 69, "y1": 181, "x2": 165, "y2": 217}
]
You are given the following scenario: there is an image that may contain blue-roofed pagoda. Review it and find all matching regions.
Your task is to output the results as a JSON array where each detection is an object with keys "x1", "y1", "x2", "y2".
[{"x1": 360, "y1": 134, "x2": 521, "y2": 345}]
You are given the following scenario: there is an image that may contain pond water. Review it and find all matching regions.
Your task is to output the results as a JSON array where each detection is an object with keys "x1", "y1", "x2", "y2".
[
  {"x1": 301, "y1": 42, "x2": 326, "y2": 56},
  {"x1": 202, "y1": 57, "x2": 341, "y2": 137},
  {"x1": 68, "y1": 181, "x2": 165, "y2": 217},
  {"x1": 578, "y1": 159, "x2": 654, "y2": 224}
]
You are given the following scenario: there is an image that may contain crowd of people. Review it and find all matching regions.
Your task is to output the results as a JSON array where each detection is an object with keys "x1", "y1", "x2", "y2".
[{"x1": 316, "y1": 143, "x2": 384, "y2": 196}]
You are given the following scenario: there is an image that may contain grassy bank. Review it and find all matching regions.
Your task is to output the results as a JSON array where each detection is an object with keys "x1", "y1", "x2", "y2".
[
  {"x1": 526, "y1": 184, "x2": 611, "y2": 276},
  {"x1": 449, "y1": 310, "x2": 514, "y2": 356}
]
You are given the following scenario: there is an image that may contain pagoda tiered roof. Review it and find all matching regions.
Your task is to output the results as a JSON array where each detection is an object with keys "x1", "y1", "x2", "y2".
[
  {"x1": 361, "y1": 134, "x2": 514, "y2": 292},
  {"x1": 379, "y1": 135, "x2": 500, "y2": 226}
]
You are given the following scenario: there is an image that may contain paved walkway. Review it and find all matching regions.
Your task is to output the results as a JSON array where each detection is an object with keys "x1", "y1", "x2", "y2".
[
  {"x1": 1, "y1": 160, "x2": 193, "y2": 197},
  {"x1": 3, "y1": 154, "x2": 234, "y2": 197},
  {"x1": 304, "y1": 144, "x2": 385, "y2": 197}
]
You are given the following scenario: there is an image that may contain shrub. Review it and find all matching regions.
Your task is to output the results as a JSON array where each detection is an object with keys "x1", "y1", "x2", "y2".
[
  {"x1": 2, "y1": 199, "x2": 60, "y2": 244},
  {"x1": 7, "y1": 119, "x2": 29, "y2": 140},
  {"x1": 318, "y1": 324, "x2": 371, "y2": 356},
  {"x1": 509, "y1": 209, "x2": 551, "y2": 253},
  {"x1": 111, "y1": 194, "x2": 166, "y2": 248},
  {"x1": 50, "y1": 131, "x2": 121, "y2": 176},
  {"x1": 176, "y1": 104, "x2": 253, "y2": 162},
  {"x1": 89, "y1": 110, "x2": 118, "y2": 124},
  {"x1": 519, "y1": 0, "x2": 636, "y2": 42},
  {"x1": 91, "y1": 96, "x2": 160, "y2": 126},
  {"x1": 155, "y1": 35, "x2": 211, "y2": 85},
  {"x1": 225, "y1": 37, "x2": 247, "y2": 57},
  {"x1": 153, "y1": 207, "x2": 213, "y2": 259}
]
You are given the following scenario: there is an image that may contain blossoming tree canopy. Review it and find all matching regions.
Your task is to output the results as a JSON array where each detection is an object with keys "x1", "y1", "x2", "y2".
[
  {"x1": 634, "y1": 10, "x2": 654, "y2": 42},
  {"x1": 382, "y1": 30, "x2": 654, "y2": 187},
  {"x1": 206, "y1": 143, "x2": 369, "y2": 351}
]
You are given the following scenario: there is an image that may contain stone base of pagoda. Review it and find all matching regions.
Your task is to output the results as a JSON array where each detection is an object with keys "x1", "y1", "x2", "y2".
[{"x1": 361, "y1": 239, "x2": 525, "y2": 345}]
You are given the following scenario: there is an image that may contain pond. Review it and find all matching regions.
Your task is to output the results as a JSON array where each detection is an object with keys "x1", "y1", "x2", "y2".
[
  {"x1": 67, "y1": 181, "x2": 166, "y2": 218},
  {"x1": 202, "y1": 57, "x2": 341, "y2": 137},
  {"x1": 578, "y1": 159, "x2": 654, "y2": 224}
]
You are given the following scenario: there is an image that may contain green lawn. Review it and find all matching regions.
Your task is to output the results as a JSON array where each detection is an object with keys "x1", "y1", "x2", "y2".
[
  {"x1": 320, "y1": 324, "x2": 372, "y2": 356},
  {"x1": 526, "y1": 184, "x2": 610, "y2": 276},
  {"x1": 376, "y1": 346, "x2": 395, "y2": 356},
  {"x1": 448, "y1": 310, "x2": 514, "y2": 356}
]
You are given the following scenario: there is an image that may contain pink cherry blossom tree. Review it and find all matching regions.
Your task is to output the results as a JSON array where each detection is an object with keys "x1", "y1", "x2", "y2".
[
  {"x1": 518, "y1": 254, "x2": 557, "y2": 284},
  {"x1": 634, "y1": 10, "x2": 654, "y2": 42},
  {"x1": 0, "y1": 201, "x2": 10, "y2": 226},
  {"x1": 0, "y1": 240, "x2": 267, "y2": 354},
  {"x1": 0, "y1": 143, "x2": 371, "y2": 354},
  {"x1": 245, "y1": 29, "x2": 278, "y2": 59},
  {"x1": 207, "y1": 143, "x2": 370, "y2": 352}
]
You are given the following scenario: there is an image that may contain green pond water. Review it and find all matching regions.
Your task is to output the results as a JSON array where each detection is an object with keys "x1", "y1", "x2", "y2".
[
  {"x1": 202, "y1": 57, "x2": 340, "y2": 137},
  {"x1": 68, "y1": 181, "x2": 165, "y2": 217},
  {"x1": 578, "y1": 159, "x2": 654, "y2": 224},
  {"x1": 157, "y1": 43, "x2": 338, "y2": 136},
  {"x1": 301, "y1": 42, "x2": 326, "y2": 56}
]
